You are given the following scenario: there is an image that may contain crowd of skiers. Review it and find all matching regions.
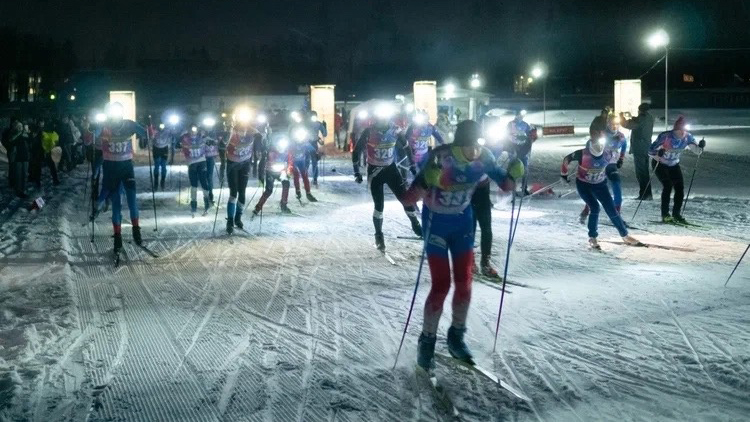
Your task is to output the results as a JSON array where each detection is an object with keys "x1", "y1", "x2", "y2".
[{"x1": 1, "y1": 114, "x2": 88, "y2": 198}]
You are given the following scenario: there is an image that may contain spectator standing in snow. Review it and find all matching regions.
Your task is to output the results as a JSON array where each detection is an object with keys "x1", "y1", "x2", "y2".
[
  {"x1": 39, "y1": 119, "x2": 61, "y2": 186},
  {"x1": 621, "y1": 103, "x2": 655, "y2": 200}
]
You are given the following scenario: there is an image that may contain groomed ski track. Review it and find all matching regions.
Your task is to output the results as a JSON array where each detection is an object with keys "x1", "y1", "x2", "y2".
[{"x1": 1, "y1": 133, "x2": 749, "y2": 421}]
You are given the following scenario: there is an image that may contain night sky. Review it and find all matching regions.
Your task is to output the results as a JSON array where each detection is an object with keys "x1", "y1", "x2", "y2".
[{"x1": 2, "y1": 0, "x2": 749, "y2": 91}]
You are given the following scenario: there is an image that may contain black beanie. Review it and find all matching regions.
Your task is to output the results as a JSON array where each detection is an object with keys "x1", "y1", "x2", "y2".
[{"x1": 453, "y1": 120, "x2": 481, "y2": 146}]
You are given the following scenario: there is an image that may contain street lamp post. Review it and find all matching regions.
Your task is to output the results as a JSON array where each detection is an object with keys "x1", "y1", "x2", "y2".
[
  {"x1": 531, "y1": 65, "x2": 546, "y2": 127},
  {"x1": 469, "y1": 74, "x2": 482, "y2": 120},
  {"x1": 648, "y1": 29, "x2": 670, "y2": 130}
]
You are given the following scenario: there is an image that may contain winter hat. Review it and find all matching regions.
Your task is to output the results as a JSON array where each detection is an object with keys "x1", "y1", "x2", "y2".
[
  {"x1": 638, "y1": 103, "x2": 650, "y2": 112},
  {"x1": 673, "y1": 115, "x2": 686, "y2": 131},
  {"x1": 453, "y1": 120, "x2": 481, "y2": 146}
]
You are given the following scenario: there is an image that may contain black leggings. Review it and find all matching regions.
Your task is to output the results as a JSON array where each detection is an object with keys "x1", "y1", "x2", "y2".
[
  {"x1": 227, "y1": 160, "x2": 251, "y2": 206},
  {"x1": 368, "y1": 163, "x2": 412, "y2": 213},
  {"x1": 471, "y1": 182, "x2": 492, "y2": 258},
  {"x1": 654, "y1": 161, "x2": 684, "y2": 218}
]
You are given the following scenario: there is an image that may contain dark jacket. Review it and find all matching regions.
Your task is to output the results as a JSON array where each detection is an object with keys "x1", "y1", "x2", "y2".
[
  {"x1": 622, "y1": 112, "x2": 654, "y2": 155},
  {"x1": 12, "y1": 132, "x2": 30, "y2": 162}
]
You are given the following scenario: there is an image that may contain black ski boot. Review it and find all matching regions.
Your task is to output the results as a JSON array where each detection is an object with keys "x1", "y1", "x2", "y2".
[
  {"x1": 280, "y1": 203, "x2": 291, "y2": 214},
  {"x1": 132, "y1": 226, "x2": 142, "y2": 246},
  {"x1": 226, "y1": 218, "x2": 234, "y2": 234},
  {"x1": 234, "y1": 211, "x2": 244, "y2": 230},
  {"x1": 447, "y1": 326, "x2": 474, "y2": 365},
  {"x1": 114, "y1": 233, "x2": 123, "y2": 252},
  {"x1": 306, "y1": 192, "x2": 318, "y2": 202},
  {"x1": 375, "y1": 233, "x2": 386, "y2": 251},
  {"x1": 160, "y1": 178, "x2": 166, "y2": 191},
  {"x1": 417, "y1": 333, "x2": 437, "y2": 371},
  {"x1": 409, "y1": 215, "x2": 423, "y2": 238}
]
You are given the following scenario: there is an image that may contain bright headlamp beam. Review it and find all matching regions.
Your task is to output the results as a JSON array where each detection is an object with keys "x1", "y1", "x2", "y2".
[
  {"x1": 234, "y1": 107, "x2": 253, "y2": 124},
  {"x1": 357, "y1": 110, "x2": 369, "y2": 120},
  {"x1": 277, "y1": 138, "x2": 289, "y2": 151},
  {"x1": 257, "y1": 114, "x2": 268, "y2": 124},
  {"x1": 294, "y1": 128, "x2": 308, "y2": 141},
  {"x1": 94, "y1": 112, "x2": 107, "y2": 123},
  {"x1": 168, "y1": 114, "x2": 180, "y2": 126},
  {"x1": 531, "y1": 66, "x2": 544, "y2": 79},
  {"x1": 202, "y1": 117, "x2": 216, "y2": 128}
]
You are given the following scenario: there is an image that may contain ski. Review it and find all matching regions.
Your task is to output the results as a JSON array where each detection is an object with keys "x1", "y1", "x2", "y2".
[
  {"x1": 396, "y1": 236, "x2": 423, "y2": 241},
  {"x1": 474, "y1": 279, "x2": 513, "y2": 293},
  {"x1": 134, "y1": 243, "x2": 160, "y2": 258},
  {"x1": 382, "y1": 251, "x2": 396, "y2": 265},
  {"x1": 648, "y1": 220, "x2": 708, "y2": 230},
  {"x1": 415, "y1": 366, "x2": 461, "y2": 419},
  {"x1": 434, "y1": 353, "x2": 531, "y2": 402},
  {"x1": 599, "y1": 240, "x2": 696, "y2": 252}
]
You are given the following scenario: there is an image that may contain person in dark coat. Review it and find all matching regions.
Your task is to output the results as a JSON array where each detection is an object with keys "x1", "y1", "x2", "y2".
[
  {"x1": 621, "y1": 103, "x2": 655, "y2": 200},
  {"x1": 10, "y1": 121, "x2": 31, "y2": 198}
]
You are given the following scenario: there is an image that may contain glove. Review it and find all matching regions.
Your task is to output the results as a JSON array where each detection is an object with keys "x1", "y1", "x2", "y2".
[
  {"x1": 657, "y1": 149, "x2": 665, "y2": 157},
  {"x1": 561, "y1": 174, "x2": 569, "y2": 183},
  {"x1": 507, "y1": 158, "x2": 525, "y2": 180},
  {"x1": 617, "y1": 159, "x2": 623, "y2": 169},
  {"x1": 354, "y1": 173, "x2": 363, "y2": 184},
  {"x1": 409, "y1": 166, "x2": 417, "y2": 176},
  {"x1": 698, "y1": 139, "x2": 706, "y2": 149}
]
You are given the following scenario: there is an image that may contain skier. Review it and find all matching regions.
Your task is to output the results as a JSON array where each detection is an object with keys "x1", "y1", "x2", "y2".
[
  {"x1": 203, "y1": 126, "x2": 219, "y2": 205},
  {"x1": 352, "y1": 105, "x2": 422, "y2": 251},
  {"x1": 578, "y1": 113, "x2": 628, "y2": 223},
  {"x1": 91, "y1": 102, "x2": 147, "y2": 252},
  {"x1": 307, "y1": 110, "x2": 328, "y2": 187},
  {"x1": 225, "y1": 118, "x2": 262, "y2": 234},
  {"x1": 404, "y1": 111, "x2": 445, "y2": 171},
  {"x1": 504, "y1": 110, "x2": 537, "y2": 195},
  {"x1": 561, "y1": 128, "x2": 641, "y2": 249},
  {"x1": 178, "y1": 126, "x2": 211, "y2": 216},
  {"x1": 151, "y1": 124, "x2": 172, "y2": 191},
  {"x1": 401, "y1": 120, "x2": 524, "y2": 370},
  {"x1": 82, "y1": 117, "x2": 106, "y2": 213},
  {"x1": 648, "y1": 116, "x2": 705, "y2": 224},
  {"x1": 253, "y1": 133, "x2": 293, "y2": 216},
  {"x1": 288, "y1": 115, "x2": 318, "y2": 203}
]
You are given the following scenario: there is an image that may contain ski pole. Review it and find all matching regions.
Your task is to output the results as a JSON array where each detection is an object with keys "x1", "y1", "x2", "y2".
[
  {"x1": 557, "y1": 189, "x2": 577, "y2": 199},
  {"x1": 493, "y1": 193, "x2": 517, "y2": 353},
  {"x1": 212, "y1": 164, "x2": 225, "y2": 236},
  {"x1": 259, "y1": 207, "x2": 263, "y2": 234},
  {"x1": 82, "y1": 151, "x2": 90, "y2": 210},
  {"x1": 178, "y1": 164, "x2": 183, "y2": 205},
  {"x1": 146, "y1": 116, "x2": 158, "y2": 232},
  {"x1": 393, "y1": 209, "x2": 432, "y2": 369},
  {"x1": 725, "y1": 244, "x2": 749, "y2": 287},
  {"x1": 528, "y1": 180, "x2": 563, "y2": 198},
  {"x1": 631, "y1": 160, "x2": 660, "y2": 223},
  {"x1": 510, "y1": 173, "x2": 529, "y2": 246},
  {"x1": 681, "y1": 150, "x2": 702, "y2": 214}
]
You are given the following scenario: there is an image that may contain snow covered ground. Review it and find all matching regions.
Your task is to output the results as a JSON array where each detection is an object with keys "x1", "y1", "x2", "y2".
[{"x1": 1, "y1": 126, "x2": 749, "y2": 421}]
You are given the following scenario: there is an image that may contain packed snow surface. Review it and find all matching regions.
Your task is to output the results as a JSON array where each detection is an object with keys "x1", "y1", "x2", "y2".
[{"x1": 1, "y1": 125, "x2": 749, "y2": 421}]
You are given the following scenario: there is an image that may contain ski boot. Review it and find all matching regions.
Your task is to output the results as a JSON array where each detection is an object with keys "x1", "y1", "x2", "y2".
[
  {"x1": 306, "y1": 192, "x2": 318, "y2": 202},
  {"x1": 226, "y1": 218, "x2": 234, "y2": 234},
  {"x1": 480, "y1": 257, "x2": 499, "y2": 278},
  {"x1": 234, "y1": 212, "x2": 244, "y2": 230},
  {"x1": 375, "y1": 233, "x2": 386, "y2": 251},
  {"x1": 622, "y1": 235, "x2": 642, "y2": 246},
  {"x1": 114, "y1": 232, "x2": 123, "y2": 253},
  {"x1": 190, "y1": 200, "x2": 198, "y2": 215},
  {"x1": 312, "y1": 180, "x2": 318, "y2": 188},
  {"x1": 446, "y1": 326, "x2": 474, "y2": 365},
  {"x1": 588, "y1": 237, "x2": 601, "y2": 250},
  {"x1": 662, "y1": 215, "x2": 674, "y2": 223},
  {"x1": 472, "y1": 260, "x2": 480, "y2": 275},
  {"x1": 409, "y1": 216, "x2": 423, "y2": 238},
  {"x1": 673, "y1": 215, "x2": 688, "y2": 225},
  {"x1": 280, "y1": 203, "x2": 291, "y2": 214},
  {"x1": 132, "y1": 226, "x2": 142, "y2": 246},
  {"x1": 160, "y1": 178, "x2": 166, "y2": 191},
  {"x1": 417, "y1": 333, "x2": 437, "y2": 371},
  {"x1": 296, "y1": 191, "x2": 302, "y2": 200}
]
